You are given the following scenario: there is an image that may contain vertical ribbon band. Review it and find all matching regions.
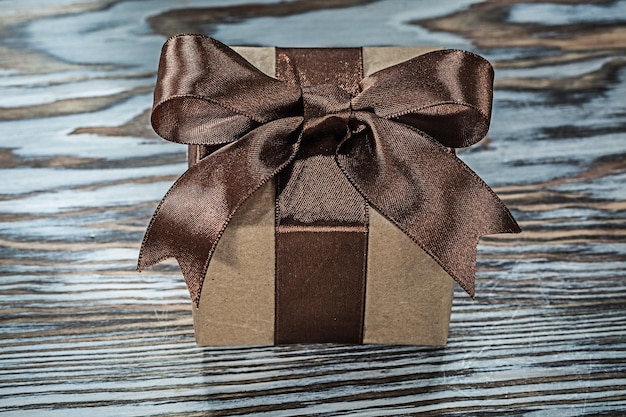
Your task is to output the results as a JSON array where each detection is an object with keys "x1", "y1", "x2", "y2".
[{"x1": 274, "y1": 48, "x2": 367, "y2": 344}]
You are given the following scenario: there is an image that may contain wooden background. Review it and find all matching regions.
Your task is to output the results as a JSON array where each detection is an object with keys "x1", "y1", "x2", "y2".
[{"x1": 1, "y1": 0, "x2": 625, "y2": 415}]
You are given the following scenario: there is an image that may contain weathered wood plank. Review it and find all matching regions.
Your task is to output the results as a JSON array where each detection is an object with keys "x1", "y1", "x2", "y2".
[{"x1": 1, "y1": 0, "x2": 625, "y2": 415}]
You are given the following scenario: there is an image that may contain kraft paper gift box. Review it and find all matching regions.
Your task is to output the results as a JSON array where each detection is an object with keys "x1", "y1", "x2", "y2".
[{"x1": 138, "y1": 36, "x2": 521, "y2": 346}]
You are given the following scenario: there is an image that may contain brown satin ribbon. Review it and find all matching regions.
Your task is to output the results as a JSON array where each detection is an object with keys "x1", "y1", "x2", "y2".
[
  {"x1": 274, "y1": 48, "x2": 367, "y2": 344},
  {"x1": 138, "y1": 36, "x2": 521, "y2": 341}
]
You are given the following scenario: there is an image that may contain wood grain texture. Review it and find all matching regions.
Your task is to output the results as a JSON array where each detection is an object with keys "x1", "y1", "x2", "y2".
[{"x1": 1, "y1": 0, "x2": 624, "y2": 415}]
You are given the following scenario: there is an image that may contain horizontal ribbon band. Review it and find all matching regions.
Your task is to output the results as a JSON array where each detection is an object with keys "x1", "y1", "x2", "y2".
[{"x1": 138, "y1": 35, "x2": 521, "y2": 307}]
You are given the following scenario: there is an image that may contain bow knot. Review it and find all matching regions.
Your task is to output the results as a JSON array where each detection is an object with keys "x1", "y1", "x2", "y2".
[
  {"x1": 139, "y1": 35, "x2": 521, "y2": 306},
  {"x1": 300, "y1": 84, "x2": 353, "y2": 155}
]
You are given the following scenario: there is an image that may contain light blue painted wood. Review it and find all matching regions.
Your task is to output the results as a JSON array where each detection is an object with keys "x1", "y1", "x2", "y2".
[{"x1": 0, "y1": 0, "x2": 624, "y2": 415}]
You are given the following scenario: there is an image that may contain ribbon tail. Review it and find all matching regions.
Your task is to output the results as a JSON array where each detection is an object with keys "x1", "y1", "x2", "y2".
[
  {"x1": 338, "y1": 116, "x2": 520, "y2": 297},
  {"x1": 138, "y1": 118, "x2": 302, "y2": 305}
]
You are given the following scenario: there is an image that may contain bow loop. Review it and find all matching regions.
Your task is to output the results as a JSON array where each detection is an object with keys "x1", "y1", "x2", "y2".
[
  {"x1": 353, "y1": 49, "x2": 494, "y2": 148},
  {"x1": 152, "y1": 35, "x2": 302, "y2": 145}
]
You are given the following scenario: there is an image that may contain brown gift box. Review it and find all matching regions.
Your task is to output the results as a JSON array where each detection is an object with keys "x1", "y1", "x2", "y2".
[
  {"x1": 139, "y1": 36, "x2": 520, "y2": 347},
  {"x1": 188, "y1": 46, "x2": 455, "y2": 346}
]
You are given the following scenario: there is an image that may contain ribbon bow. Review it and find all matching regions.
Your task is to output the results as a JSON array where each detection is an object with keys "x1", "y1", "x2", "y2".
[{"x1": 138, "y1": 35, "x2": 520, "y2": 306}]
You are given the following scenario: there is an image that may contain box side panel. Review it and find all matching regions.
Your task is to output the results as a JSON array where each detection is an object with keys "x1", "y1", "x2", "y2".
[
  {"x1": 363, "y1": 209, "x2": 454, "y2": 346},
  {"x1": 192, "y1": 45, "x2": 453, "y2": 346},
  {"x1": 193, "y1": 181, "x2": 275, "y2": 346},
  {"x1": 363, "y1": 45, "x2": 453, "y2": 346}
]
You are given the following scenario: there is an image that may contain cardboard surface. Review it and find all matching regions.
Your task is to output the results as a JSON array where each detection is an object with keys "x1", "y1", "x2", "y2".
[
  {"x1": 363, "y1": 209, "x2": 453, "y2": 345},
  {"x1": 192, "y1": 46, "x2": 454, "y2": 346},
  {"x1": 192, "y1": 181, "x2": 275, "y2": 346}
]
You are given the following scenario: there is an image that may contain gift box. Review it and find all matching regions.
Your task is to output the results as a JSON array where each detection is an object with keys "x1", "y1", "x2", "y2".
[{"x1": 138, "y1": 35, "x2": 521, "y2": 346}]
